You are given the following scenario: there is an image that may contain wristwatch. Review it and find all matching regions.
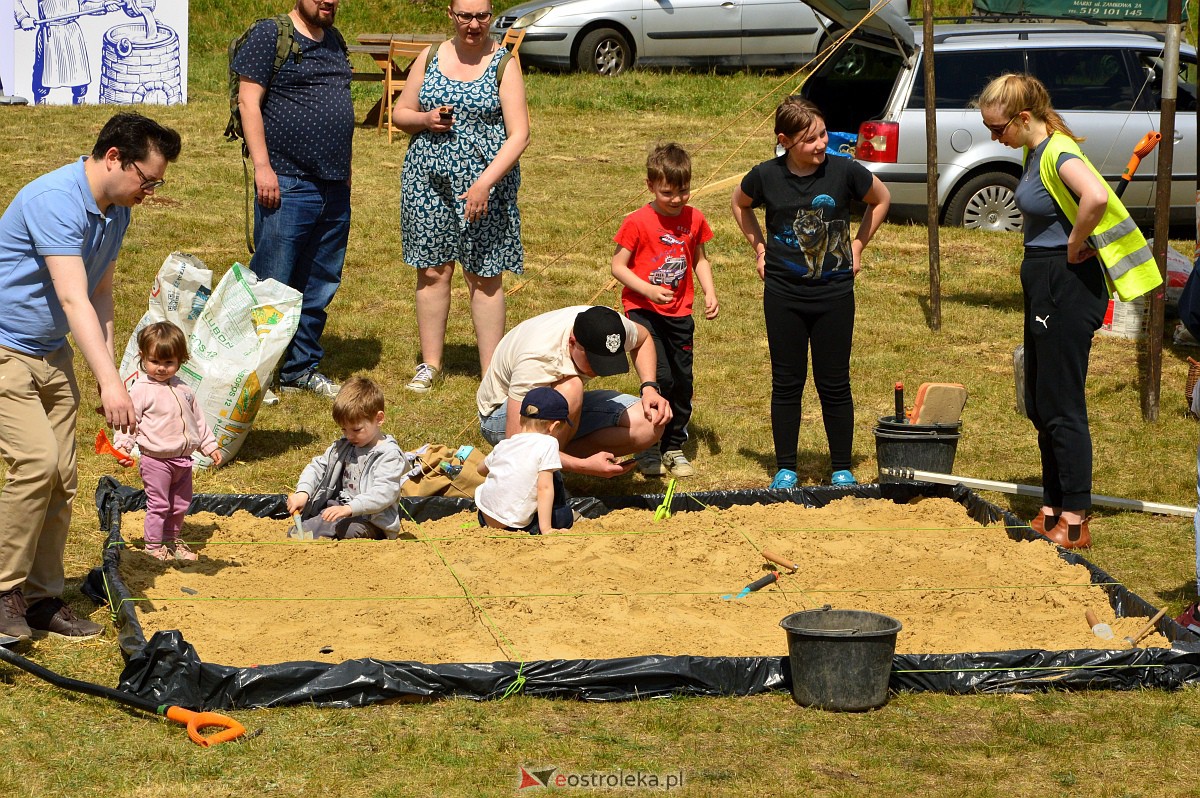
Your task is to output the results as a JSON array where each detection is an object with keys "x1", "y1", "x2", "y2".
[{"x1": 640, "y1": 381, "x2": 660, "y2": 395}]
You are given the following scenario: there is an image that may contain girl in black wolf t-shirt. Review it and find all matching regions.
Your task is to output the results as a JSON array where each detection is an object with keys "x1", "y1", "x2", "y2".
[{"x1": 731, "y1": 96, "x2": 890, "y2": 490}]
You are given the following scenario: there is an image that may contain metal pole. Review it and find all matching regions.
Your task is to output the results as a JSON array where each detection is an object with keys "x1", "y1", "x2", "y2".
[
  {"x1": 921, "y1": 0, "x2": 941, "y2": 331},
  {"x1": 1141, "y1": 0, "x2": 1182, "y2": 421},
  {"x1": 879, "y1": 467, "x2": 1196, "y2": 517}
]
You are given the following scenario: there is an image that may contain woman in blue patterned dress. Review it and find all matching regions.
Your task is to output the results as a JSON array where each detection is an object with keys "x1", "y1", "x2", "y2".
[{"x1": 392, "y1": 0, "x2": 530, "y2": 393}]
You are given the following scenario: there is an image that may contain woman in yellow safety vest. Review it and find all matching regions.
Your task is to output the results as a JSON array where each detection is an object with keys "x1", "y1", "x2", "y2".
[{"x1": 976, "y1": 73, "x2": 1159, "y2": 551}]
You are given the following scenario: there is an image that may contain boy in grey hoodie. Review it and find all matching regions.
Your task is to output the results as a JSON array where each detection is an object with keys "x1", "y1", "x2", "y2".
[{"x1": 287, "y1": 377, "x2": 410, "y2": 539}]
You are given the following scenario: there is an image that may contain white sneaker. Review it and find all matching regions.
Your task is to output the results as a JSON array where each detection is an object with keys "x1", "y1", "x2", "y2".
[
  {"x1": 262, "y1": 388, "x2": 280, "y2": 406},
  {"x1": 282, "y1": 370, "x2": 341, "y2": 399},
  {"x1": 662, "y1": 450, "x2": 695, "y2": 478},
  {"x1": 405, "y1": 363, "x2": 441, "y2": 394}
]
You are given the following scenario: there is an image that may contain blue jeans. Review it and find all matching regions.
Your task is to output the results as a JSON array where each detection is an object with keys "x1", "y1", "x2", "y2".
[
  {"x1": 479, "y1": 390, "x2": 639, "y2": 446},
  {"x1": 250, "y1": 175, "x2": 351, "y2": 383}
]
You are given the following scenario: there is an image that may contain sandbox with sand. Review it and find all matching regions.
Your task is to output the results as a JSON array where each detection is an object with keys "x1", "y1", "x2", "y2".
[{"x1": 115, "y1": 495, "x2": 1169, "y2": 668}]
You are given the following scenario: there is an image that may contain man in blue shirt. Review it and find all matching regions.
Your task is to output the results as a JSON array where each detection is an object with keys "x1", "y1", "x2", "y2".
[
  {"x1": 233, "y1": 0, "x2": 354, "y2": 400},
  {"x1": 0, "y1": 112, "x2": 180, "y2": 643}
]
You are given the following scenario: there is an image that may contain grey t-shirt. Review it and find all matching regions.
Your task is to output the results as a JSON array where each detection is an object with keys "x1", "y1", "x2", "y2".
[{"x1": 1017, "y1": 138, "x2": 1079, "y2": 250}]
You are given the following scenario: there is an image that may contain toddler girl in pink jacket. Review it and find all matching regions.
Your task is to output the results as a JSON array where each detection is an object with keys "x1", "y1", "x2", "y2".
[{"x1": 114, "y1": 321, "x2": 223, "y2": 561}]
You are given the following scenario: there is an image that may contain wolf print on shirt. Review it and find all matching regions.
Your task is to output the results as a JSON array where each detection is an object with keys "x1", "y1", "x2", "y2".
[
  {"x1": 774, "y1": 194, "x2": 852, "y2": 278},
  {"x1": 792, "y1": 203, "x2": 850, "y2": 275}
]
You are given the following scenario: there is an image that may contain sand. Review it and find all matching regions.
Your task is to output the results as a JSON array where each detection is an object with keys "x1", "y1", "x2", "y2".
[{"x1": 116, "y1": 496, "x2": 1169, "y2": 667}]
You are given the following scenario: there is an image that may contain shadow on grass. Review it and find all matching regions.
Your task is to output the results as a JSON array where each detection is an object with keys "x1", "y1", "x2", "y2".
[
  {"x1": 1162, "y1": 581, "x2": 1198, "y2": 608},
  {"x1": 323, "y1": 334, "x2": 383, "y2": 376},
  {"x1": 239, "y1": 428, "x2": 320, "y2": 462},
  {"x1": 919, "y1": 289, "x2": 1024, "y2": 323},
  {"x1": 441, "y1": 343, "x2": 484, "y2": 380},
  {"x1": 688, "y1": 423, "x2": 722, "y2": 458},
  {"x1": 737, "y1": 445, "x2": 868, "y2": 486}
]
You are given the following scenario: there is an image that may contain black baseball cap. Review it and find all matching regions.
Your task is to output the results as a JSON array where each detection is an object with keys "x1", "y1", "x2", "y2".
[
  {"x1": 572, "y1": 306, "x2": 630, "y2": 377},
  {"x1": 521, "y1": 387, "x2": 571, "y2": 423}
]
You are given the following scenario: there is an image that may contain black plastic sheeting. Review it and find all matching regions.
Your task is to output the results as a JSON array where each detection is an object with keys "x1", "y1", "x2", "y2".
[{"x1": 93, "y1": 476, "x2": 1200, "y2": 710}]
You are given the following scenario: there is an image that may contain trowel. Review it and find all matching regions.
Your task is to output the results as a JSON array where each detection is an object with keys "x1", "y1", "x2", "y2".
[
  {"x1": 722, "y1": 571, "x2": 780, "y2": 600},
  {"x1": 288, "y1": 511, "x2": 313, "y2": 541}
]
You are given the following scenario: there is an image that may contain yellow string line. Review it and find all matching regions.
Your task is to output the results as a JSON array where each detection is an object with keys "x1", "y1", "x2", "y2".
[
  {"x1": 414, "y1": 529, "x2": 528, "y2": 675},
  {"x1": 894, "y1": 664, "x2": 1168, "y2": 674},
  {"x1": 115, "y1": 523, "x2": 1042, "y2": 548},
  {"x1": 115, "y1": 582, "x2": 1122, "y2": 611}
]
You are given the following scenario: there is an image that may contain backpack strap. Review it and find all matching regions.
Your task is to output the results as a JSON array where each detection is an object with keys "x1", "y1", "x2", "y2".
[
  {"x1": 270, "y1": 14, "x2": 300, "y2": 77},
  {"x1": 496, "y1": 50, "x2": 513, "y2": 86}
]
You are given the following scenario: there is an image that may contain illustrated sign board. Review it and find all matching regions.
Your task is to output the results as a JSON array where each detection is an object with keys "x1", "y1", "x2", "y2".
[{"x1": 4, "y1": 0, "x2": 187, "y2": 105}]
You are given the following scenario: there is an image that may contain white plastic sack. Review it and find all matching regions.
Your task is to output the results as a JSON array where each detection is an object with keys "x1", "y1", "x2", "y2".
[
  {"x1": 119, "y1": 252, "x2": 212, "y2": 380},
  {"x1": 183, "y1": 263, "x2": 301, "y2": 467},
  {"x1": 1147, "y1": 238, "x2": 1192, "y2": 310}
]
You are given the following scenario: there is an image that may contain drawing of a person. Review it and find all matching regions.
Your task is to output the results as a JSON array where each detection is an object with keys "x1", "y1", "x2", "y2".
[{"x1": 14, "y1": 0, "x2": 155, "y2": 105}]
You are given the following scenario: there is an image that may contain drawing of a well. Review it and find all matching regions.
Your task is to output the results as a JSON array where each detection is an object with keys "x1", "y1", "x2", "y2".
[{"x1": 99, "y1": 18, "x2": 181, "y2": 105}]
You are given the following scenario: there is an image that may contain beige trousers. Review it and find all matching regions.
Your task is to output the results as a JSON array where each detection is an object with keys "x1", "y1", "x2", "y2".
[{"x1": 0, "y1": 344, "x2": 79, "y2": 600}]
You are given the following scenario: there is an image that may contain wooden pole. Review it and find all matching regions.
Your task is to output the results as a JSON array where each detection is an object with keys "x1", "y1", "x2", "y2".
[
  {"x1": 1140, "y1": 0, "x2": 1182, "y2": 421},
  {"x1": 921, "y1": 0, "x2": 940, "y2": 331}
]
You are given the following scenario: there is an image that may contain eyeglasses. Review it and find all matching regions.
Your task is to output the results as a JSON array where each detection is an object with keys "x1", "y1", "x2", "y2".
[
  {"x1": 985, "y1": 111, "x2": 1024, "y2": 137},
  {"x1": 451, "y1": 10, "x2": 493, "y2": 23},
  {"x1": 131, "y1": 162, "x2": 166, "y2": 191}
]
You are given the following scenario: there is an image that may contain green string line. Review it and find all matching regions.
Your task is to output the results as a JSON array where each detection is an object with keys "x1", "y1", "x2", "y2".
[
  {"x1": 115, "y1": 581, "x2": 1121, "y2": 613},
  {"x1": 111, "y1": 523, "x2": 1045, "y2": 548},
  {"x1": 499, "y1": 661, "x2": 527, "y2": 699},
  {"x1": 416, "y1": 531, "x2": 528, "y2": 695},
  {"x1": 893, "y1": 664, "x2": 1167, "y2": 674},
  {"x1": 101, "y1": 568, "x2": 120, "y2": 626}
]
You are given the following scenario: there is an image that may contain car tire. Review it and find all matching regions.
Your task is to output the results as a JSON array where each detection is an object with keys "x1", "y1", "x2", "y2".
[
  {"x1": 945, "y1": 171, "x2": 1022, "y2": 232},
  {"x1": 577, "y1": 28, "x2": 632, "y2": 76}
]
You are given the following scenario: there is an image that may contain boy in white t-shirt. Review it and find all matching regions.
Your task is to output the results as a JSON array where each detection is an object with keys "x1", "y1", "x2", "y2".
[{"x1": 476, "y1": 387, "x2": 576, "y2": 535}]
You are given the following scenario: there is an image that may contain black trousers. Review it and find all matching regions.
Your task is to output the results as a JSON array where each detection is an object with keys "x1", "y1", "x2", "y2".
[
  {"x1": 627, "y1": 309, "x2": 695, "y2": 451},
  {"x1": 763, "y1": 290, "x2": 855, "y2": 473},
  {"x1": 1020, "y1": 249, "x2": 1107, "y2": 512}
]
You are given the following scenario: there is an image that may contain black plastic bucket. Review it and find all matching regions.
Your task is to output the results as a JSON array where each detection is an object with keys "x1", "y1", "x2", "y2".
[
  {"x1": 780, "y1": 608, "x2": 902, "y2": 711},
  {"x1": 874, "y1": 415, "x2": 960, "y2": 481}
]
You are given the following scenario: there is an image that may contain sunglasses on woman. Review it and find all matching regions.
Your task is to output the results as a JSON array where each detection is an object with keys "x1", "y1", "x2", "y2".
[{"x1": 985, "y1": 111, "x2": 1024, "y2": 137}]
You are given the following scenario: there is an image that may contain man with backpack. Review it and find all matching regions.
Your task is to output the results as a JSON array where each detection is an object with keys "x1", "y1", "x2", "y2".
[{"x1": 231, "y1": 0, "x2": 353, "y2": 399}]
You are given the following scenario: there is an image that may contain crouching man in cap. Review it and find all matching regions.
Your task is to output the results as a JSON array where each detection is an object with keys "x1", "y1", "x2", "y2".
[{"x1": 476, "y1": 306, "x2": 671, "y2": 477}]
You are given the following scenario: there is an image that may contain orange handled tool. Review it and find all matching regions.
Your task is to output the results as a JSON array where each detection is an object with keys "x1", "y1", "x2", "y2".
[
  {"x1": 762, "y1": 549, "x2": 799, "y2": 573},
  {"x1": 95, "y1": 429, "x2": 134, "y2": 467},
  {"x1": 165, "y1": 705, "x2": 249, "y2": 747},
  {"x1": 0, "y1": 641, "x2": 250, "y2": 746},
  {"x1": 1116, "y1": 131, "x2": 1162, "y2": 198}
]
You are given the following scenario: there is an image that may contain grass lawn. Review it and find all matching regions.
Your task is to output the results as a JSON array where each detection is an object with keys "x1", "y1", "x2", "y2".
[{"x1": 2, "y1": 2, "x2": 1200, "y2": 796}]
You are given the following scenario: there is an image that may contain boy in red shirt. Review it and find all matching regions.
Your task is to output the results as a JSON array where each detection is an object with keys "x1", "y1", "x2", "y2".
[{"x1": 611, "y1": 143, "x2": 718, "y2": 477}]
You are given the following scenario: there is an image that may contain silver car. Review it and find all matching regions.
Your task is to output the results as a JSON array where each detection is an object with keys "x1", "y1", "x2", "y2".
[
  {"x1": 802, "y1": 0, "x2": 1197, "y2": 230},
  {"x1": 491, "y1": 0, "x2": 832, "y2": 75}
]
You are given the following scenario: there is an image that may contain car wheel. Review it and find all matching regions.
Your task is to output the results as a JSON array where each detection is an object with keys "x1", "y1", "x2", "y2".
[
  {"x1": 577, "y1": 28, "x2": 631, "y2": 76},
  {"x1": 945, "y1": 172, "x2": 1022, "y2": 232}
]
